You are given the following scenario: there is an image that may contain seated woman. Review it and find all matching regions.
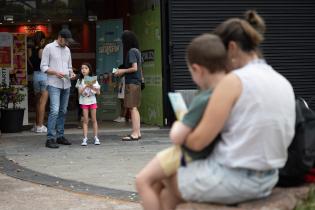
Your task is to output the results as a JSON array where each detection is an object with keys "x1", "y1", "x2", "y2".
[{"x1": 156, "y1": 11, "x2": 296, "y2": 210}]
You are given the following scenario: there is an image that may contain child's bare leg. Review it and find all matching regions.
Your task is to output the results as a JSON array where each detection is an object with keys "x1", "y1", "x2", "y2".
[
  {"x1": 160, "y1": 173, "x2": 183, "y2": 210},
  {"x1": 82, "y1": 109, "x2": 89, "y2": 138},
  {"x1": 136, "y1": 156, "x2": 168, "y2": 210},
  {"x1": 90, "y1": 109, "x2": 98, "y2": 137}
]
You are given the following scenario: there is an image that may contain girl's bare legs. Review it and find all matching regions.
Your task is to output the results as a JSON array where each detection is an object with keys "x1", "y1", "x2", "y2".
[
  {"x1": 36, "y1": 90, "x2": 48, "y2": 127},
  {"x1": 130, "y1": 107, "x2": 141, "y2": 137},
  {"x1": 82, "y1": 109, "x2": 89, "y2": 138},
  {"x1": 136, "y1": 156, "x2": 168, "y2": 210},
  {"x1": 160, "y1": 174, "x2": 184, "y2": 210},
  {"x1": 90, "y1": 109, "x2": 98, "y2": 137}
]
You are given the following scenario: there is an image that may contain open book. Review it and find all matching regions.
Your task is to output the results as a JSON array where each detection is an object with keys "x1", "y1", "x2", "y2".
[
  {"x1": 84, "y1": 76, "x2": 97, "y2": 86},
  {"x1": 168, "y1": 92, "x2": 188, "y2": 120}
]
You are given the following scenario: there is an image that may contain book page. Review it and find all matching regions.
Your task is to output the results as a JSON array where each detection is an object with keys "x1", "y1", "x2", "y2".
[
  {"x1": 168, "y1": 92, "x2": 188, "y2": 120},
  {"x1": 84, "y1": 76, "x2": 97, "y2": 85}
]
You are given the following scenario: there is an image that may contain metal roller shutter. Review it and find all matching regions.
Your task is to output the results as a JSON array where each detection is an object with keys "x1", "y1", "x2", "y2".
[{"x1": 168, "y1": 0, "x2": 315, "y2": 108}]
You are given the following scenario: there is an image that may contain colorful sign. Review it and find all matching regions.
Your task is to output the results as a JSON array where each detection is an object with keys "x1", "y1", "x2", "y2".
[
  {"x1": 96, "y1": 19, "x2": 123, "y2": 120},
  {"x1": 0, "y1": 32, "x2": 12, "y2": 68},
  {"x1": 131, "y1": 6, "x2": 163, "y2": 126},
  {"x1": 11, "y1": 33, "x2": 27, "y2": 86}
]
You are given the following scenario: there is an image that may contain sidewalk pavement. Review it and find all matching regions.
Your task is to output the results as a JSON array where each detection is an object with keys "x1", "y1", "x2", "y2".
[
  {"x1": 0, "y1": 173, "x2": 141, "y2": 210},
  {"x1": 0, "y1": 121, "x2": 171, "y2": 209}
]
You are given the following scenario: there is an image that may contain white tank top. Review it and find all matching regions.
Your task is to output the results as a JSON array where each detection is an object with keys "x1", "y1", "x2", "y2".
[{"x1": 213, "y1": 59, "x2": 296, "y2": 170}]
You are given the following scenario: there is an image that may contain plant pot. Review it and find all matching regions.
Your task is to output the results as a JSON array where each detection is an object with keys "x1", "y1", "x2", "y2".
[{"x1": 0, "y1": 108, "x2": 25, "y2": 133}]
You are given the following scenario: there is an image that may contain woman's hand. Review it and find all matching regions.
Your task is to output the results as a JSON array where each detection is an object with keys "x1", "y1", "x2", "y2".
[{"x1": 114, "y1": 69, "x2": 125, "y2": 77}]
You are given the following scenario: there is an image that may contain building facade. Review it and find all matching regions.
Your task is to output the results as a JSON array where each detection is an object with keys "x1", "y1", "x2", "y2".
[{"x1": 0, "y1": 0, "x2": 314, "y2": 126}]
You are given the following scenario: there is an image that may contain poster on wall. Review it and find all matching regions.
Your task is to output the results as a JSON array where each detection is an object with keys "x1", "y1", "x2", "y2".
[
  {"x1": 131, "y1": 6, "x2": 163, "y2": 126},
  {"x1": 0, "y1": 32, "x2": 13, "y2": 69},
  {"x1": 11, "y1": 33, "x2": 27, "y2": 86},
  {"x1": 96, "y1": 19, "x2": 123, "y2": 120}
]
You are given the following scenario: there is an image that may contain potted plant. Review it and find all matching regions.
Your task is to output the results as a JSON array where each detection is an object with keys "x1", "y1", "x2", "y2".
[{"x1": 0, "y1": 83, "x2": 26, "y2": 133}]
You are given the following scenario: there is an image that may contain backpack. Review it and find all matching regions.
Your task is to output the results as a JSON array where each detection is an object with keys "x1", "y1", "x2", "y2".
[{"x1": 277, "y1": 98, "x2": 315, "y2": 187}]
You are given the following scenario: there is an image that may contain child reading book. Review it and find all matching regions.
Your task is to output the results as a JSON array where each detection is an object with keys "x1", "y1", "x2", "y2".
[
  {"x1": 136, "y1": 33, "x2": 228, "y2": 210},
  {"x1": 82, "y1": 75, "x2": 97, "y2": 97},
  {"x1": 75, "y1": 63, "x2": 101, "y2": 146}
]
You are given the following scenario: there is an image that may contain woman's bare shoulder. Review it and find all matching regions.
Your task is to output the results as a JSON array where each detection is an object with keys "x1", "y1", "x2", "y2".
[
  {"x1": 216, "y1": 73, "x2": 241, "y2": 95},
  {"x1": 207, "y1": 72, "x2": 242, "y2": 111}
]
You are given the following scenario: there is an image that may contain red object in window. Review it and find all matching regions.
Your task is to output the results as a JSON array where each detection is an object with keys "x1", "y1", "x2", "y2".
[{"x1": 304, "y1": 168, "x2": 315, "y2": 183}]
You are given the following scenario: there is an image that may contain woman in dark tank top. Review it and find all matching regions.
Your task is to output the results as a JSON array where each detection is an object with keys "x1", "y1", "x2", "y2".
[{"x1": 113, "y1": 30, "x2": 143, "y2": 141}]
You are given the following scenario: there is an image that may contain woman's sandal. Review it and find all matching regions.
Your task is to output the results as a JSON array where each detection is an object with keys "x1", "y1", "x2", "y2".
[{"x1": 122, "y1": 135, "x2": 140, "y2": 141}]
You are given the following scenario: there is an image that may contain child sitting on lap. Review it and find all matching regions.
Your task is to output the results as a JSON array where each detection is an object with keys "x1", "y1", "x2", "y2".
[{"x1": 136, "y1": 34, "x2": 229, "y2": 210}]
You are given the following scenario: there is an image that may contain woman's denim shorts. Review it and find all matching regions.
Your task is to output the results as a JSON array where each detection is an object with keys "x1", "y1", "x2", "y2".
[
  {"x1": 177, "y1": 157, "x2": 278, "y2": 204},
  {"x1": 33, "y1": 71, "x2": 47, "y2": 93}
]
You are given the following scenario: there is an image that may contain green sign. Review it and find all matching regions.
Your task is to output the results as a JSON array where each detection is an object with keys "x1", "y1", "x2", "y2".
[{"x1": 131, "y1": 6, "x2": 163, "y2": 126}]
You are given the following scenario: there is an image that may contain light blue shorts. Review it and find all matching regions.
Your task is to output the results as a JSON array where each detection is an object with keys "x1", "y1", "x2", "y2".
[
  {"x1": 177, "y1": 157, "x2": 278, "y2": 204},
  {"x1": 33, "y1": 71, "x2": 47, "y2": 93}
]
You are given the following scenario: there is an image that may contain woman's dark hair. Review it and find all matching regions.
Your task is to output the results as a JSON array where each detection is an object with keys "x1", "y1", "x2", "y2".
[
  {"x1": 78, "y1": 62, "x2": 94, "y2": 81},
  {"x1": 33, "y1": 31, "x2": 45, "y2": 47},
  {"x1": 121, "y1": 30, "x2": 139, "y2": 52},
  {"x1": 214, "y1": 10, "x2": 265, "y2": 53},
  {"x1": 186, "y1": 34, "x2": 227, "y2": 73}
]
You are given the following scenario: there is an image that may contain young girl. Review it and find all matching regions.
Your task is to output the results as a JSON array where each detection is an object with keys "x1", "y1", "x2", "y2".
[{"x1": 75, "y1": 63, "x2": 101, "y2": 146}]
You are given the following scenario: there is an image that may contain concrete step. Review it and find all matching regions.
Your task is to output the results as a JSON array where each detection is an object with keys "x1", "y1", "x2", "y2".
[{"x1": 176, "y1": 186, "x2": 311, "y2": 210}]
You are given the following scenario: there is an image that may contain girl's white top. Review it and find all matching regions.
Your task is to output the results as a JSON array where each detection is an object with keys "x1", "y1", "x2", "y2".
[
  {"x1": 212, "y1": 59, "x2": 296, "y2": 170},
  {"x1": 75, "y1": 79, "x2": 100, "y2": 105}
]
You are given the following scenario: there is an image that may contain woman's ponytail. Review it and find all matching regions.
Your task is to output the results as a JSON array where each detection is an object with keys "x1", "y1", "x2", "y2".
[
  {"x1": 244, "y1": 10, "x2": 266, "y2": 35},
  {"x1": 214, "y1": 10, "x2": 266, "y2": 52}
]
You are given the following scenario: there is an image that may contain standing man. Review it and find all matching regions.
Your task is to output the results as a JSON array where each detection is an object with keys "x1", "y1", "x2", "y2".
[{"x1": 40, "y1": 28, "x2": 76, "y2": 148}]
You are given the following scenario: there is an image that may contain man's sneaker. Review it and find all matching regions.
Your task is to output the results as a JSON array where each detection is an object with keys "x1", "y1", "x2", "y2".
[
  {"x1": 113, "y1": 117, "x2": 126, "y2": 123},
  {"x1": 35, "y1": 125, "x2": 47, "y2": 133},
  {"x1": 94, "y1": 136, "x2": 100, "y2": 145},
  {"x1": 56, "y1": 136, "x2": 72, "y2": 145},
  {"x1": 81, "y1": 138, "x2": 88, "y2": 146},
  {"x1": 45, "y1": 139, "x2": 59, "y2": 149}
]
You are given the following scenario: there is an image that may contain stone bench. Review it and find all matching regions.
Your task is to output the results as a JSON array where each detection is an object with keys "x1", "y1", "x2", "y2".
[{"x1": 177, "y1": 186, "x2": 311, "y2": 210}]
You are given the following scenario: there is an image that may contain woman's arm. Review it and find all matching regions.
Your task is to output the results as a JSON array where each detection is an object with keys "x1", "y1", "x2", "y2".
[
  {"x1": 184, "y1": 74, "x2": 242, "y2": 151},
  {"x1": 114, "y1": 63, "x2": 137, "y2": 77},
  {"x1": 27, "y1": 48, "x2": 33, "y2": 69},
  {"x1": 38, "y1": 49, "x2": 43, "y2": 59}
]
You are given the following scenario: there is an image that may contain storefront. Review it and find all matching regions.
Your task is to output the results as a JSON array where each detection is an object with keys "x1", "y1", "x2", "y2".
[
  {"x1": 1, "y1": 0, "x2": 314, "y2": 128},
  {"x1": 0, "y1": 0, "x2": 164, "y2": 126}
]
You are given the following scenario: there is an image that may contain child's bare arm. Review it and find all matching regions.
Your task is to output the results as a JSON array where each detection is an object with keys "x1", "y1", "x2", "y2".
[
  {"x1": 169, "y1": 121, "x2": 192, "y2": 145},
  {"x1": 88, "y1": 85, "x2": 100, "y2": 95},
  {"x1": 78, "y1": 86, "x2": 87, "y2": 95}
]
